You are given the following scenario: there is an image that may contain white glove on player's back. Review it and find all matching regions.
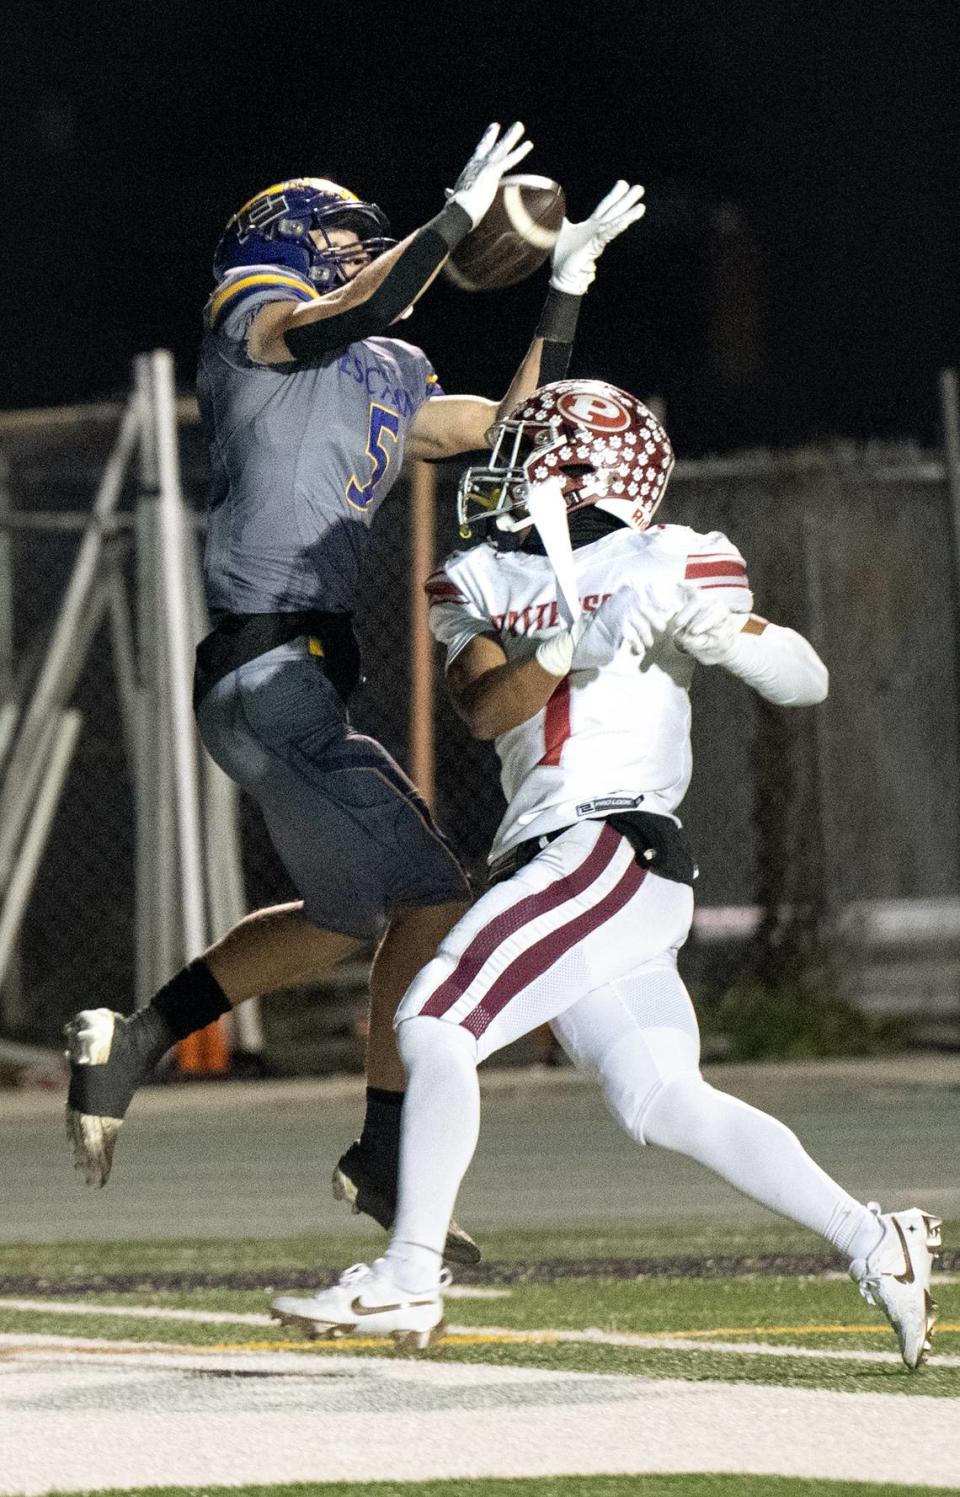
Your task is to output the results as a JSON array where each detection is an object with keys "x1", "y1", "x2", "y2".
[
  {"x1": 550, "y1": 181, "x2": 647, "y2": 296},
  {"x1": 448, "y1": 122, "x2": 534, "y2": 228},
  {"x1": 669, "y1": 585, "x2": 741, "y2": 666}
]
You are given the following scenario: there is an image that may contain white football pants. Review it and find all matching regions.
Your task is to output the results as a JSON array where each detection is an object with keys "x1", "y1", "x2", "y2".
[
  {"x1": 386, "y1": 823, "x2": 879, "y2": 1292},
  {"x1": 395, "y1": 819, "x2": 691, "y2": 1058}
]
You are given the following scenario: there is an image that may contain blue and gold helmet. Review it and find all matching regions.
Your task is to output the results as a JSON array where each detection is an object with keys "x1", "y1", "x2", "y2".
[{"x1": 212, "y1": 178, "x2": 395, "y2": 292}]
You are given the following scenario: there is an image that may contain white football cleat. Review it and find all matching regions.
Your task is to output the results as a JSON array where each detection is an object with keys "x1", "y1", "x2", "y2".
[
  {"x1": 849, "y1": 1202, "x2": 942, "y2": 1369},
  {"x1": 271, "y1": 1262, "x2": 448, "y2": 1351}
]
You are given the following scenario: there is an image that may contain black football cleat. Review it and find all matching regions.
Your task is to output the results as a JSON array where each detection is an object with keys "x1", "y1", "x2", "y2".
[{"x1": 332, "y1": 1140, "x2": 482, "y2": 1266}]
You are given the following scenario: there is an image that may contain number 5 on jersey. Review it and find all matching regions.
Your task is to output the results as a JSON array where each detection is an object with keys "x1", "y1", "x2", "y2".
[{"x1": 346, "y1": 403, "x2": 401, "y2": 511}]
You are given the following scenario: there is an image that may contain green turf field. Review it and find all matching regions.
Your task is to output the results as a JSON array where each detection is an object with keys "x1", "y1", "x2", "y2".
[
  {"x1": 5, "y1": 1223, "x2": 956, "y2": 1493},
  {"x1": 0, "y1": 1213, "x2": 928, "y2": 1278},
  {"x1": 3, "y1": 1222, "x2": 956, "y2": 1391},
  {"x1": 46, "y1": 1479, "x2": 960, "y2": 1497},
  {"x1": 5, "y1": 1060, "x2": 955, "y2": 1493}
]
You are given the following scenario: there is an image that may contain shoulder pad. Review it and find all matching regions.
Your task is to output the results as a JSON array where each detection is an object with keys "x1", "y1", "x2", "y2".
[{"x1": 205, "y1": 265, "x2": 320, "y2": 331}]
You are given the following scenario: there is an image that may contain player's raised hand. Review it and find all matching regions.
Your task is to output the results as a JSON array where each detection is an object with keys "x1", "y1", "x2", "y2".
[
  {"x1": 550, "y1": 181, "x2": 646, "y2": 295},
  {"x1": 669, "y1": 585, "x2": 741, "y2": 666},
  {"x1": 449, "y1": 122, "x2": 534, "y2": 227}
]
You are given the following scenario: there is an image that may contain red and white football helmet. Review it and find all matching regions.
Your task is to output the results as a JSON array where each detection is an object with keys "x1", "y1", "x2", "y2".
[{"x1": 457, "y1": 379, "x2": 674, "y2": 538}]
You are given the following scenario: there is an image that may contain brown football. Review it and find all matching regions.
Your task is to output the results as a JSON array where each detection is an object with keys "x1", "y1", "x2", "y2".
[{"x1": 445, "y1": 175, "x2": 566, "y2": 292}]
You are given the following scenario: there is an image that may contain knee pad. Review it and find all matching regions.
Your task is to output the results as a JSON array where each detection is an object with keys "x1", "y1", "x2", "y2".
[
  {"x1": 397, "y1": 1013, "x2": 477, "y2": 1068},
  {"x1": 640, "y1": 1071, "x2": 727, "y2": 1154},
  {"x1": 597, "y1": 1025, "x2": 701, "y2": 1145}
]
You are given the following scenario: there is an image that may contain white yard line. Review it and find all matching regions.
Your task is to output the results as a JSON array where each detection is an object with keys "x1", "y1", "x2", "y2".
[
  {"x1": 2, "y1": 1303, "x2": 959, "y2": 1368},
  {"x1": 476, "y1": 1335, "x2": 958, "y2": 1371},
  {"x1": 7, "y1": 1052, "x2": 960, "y2": 1121},
  {"x1": 1, "y1": 1336, "x2": 958, "y2": 1494},
  {"x1": 0, "y1": 1287, "x2": 507, "y2": 1325},
  {"x1": 0, "y1": 1299, "x2": 273, "y2": 1326}
]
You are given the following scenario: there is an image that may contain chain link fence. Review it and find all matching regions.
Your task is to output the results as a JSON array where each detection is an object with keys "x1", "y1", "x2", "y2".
[{"x1": 2, "y1": 399, "x2": 958, "y2": 1066}]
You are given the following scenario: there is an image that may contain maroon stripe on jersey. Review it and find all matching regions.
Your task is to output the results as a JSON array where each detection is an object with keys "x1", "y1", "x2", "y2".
[
  {"x1": 539, "y1": 676, "x2": 572, "y2": 767},
  {"x1": 424, "y1": 570, "x2": 466, "y2": 605},
  {"x1": 684, "y1": 559, "x2": 747, "y2": 580},
  {"x1": 462, "y1": 859, "x2": 647, "y2": 1039},
  {"x1": 420, "y1": 823, "x2": 621, "y2": 1019}
]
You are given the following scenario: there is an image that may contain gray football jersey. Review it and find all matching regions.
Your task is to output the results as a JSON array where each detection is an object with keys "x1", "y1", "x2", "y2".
[{"x1": 196, "y1": 267, "x2": 441, "y2": 618}]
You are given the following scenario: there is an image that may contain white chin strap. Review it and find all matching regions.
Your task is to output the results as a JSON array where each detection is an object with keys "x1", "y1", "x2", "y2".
[
  {"x1": 495, "y1": 512, "x2": 534, "y2": 533},
  {"x1": 525, "y1": 479, "x2": 581, "y2": 627}
]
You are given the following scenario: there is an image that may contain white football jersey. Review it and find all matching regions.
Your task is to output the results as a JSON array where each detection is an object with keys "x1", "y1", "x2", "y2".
[{"x1": 427, "y1": 524, "x2": 753, "y2": 859}]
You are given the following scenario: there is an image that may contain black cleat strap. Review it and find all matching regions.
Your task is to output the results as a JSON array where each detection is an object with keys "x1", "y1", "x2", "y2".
[{"x1": 67, "y1": 1008, "x2": 175, "y2": 1119}]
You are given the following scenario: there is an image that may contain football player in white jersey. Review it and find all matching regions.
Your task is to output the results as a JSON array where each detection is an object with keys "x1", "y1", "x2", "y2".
[{"x1": 272, "y1": 378, "x2": 942, "y2": 1368}]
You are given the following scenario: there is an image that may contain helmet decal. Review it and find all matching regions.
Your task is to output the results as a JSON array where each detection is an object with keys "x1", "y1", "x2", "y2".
[
  {"x1": 457, "y1": 379, "x2": 674, "y2": 541},
  {"x1": 556, "y1": 389, "x2": 631, "y2": 432}
]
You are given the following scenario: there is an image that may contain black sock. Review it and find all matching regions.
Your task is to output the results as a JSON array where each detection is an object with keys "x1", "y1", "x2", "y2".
[
  {"x1": 148, "y1": 957, "x2": 231, "y2": 1043},
  {"x1": 358, "y1": 1087, "x2": 404, "y2": 1181}
]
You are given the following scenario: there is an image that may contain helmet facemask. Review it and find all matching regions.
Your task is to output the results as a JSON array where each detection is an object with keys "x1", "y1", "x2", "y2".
[
  {"x1": 299, "y1": 202, "x2": 395, "y2": 291},
  {"x1": 457, "y1": 417, "x2": 562, "y2": 539},
  {"x1": 213, "y1": 179, "x2": 396, "y2": 291},
  {"x1": 456, "y1": 380, "x2": 674, "y2": 542}
]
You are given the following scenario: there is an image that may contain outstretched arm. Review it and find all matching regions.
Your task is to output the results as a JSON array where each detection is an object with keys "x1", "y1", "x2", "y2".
[
  {"x1": 407, "y1": 179, "x2": 648, "y2": 461},
  {"x1": 249, "y1": 123, "x2": 533, "y2": 365}
]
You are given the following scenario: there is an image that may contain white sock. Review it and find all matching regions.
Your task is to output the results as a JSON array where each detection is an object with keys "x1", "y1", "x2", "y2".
[
  {"x1": 382, "y1": 1016, "x2": 480, "y2": 1294},
  {"x1": 642, "y1": 1073, "x2": 879, "y2": 1259}
]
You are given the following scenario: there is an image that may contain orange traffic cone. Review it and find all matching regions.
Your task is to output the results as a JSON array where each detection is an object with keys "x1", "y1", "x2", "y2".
[{"x1": 176, "y1": 1014, "x2": 230, "y2": 1076}]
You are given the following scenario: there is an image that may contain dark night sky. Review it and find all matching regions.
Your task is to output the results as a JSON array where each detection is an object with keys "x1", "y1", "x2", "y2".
[{"x1": 2, "y1": 0, "x2": 957, "y2": 454}]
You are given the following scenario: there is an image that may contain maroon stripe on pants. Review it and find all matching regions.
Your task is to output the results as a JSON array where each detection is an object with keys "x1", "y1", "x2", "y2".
[
  {"x1": 463, "y1": 859, "x2": 647, "y2": 1039},
  {"x1": 420, "y1": 824, "x2": 621, "y2": 1019}
]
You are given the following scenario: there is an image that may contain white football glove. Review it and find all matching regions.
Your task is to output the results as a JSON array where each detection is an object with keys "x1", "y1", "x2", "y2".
[
  {"x1": 669, "y1": 585, "x2": 741, "y2": 666},
  {"x1": 448, "y1": 122, "x2": 534, "y2": 228},
  {"x1": 550, "y1": 180, "x2": 647, "y2": 296},
  {"x1": 536, "y1": 584, "x2": 673, "y2": 676}
]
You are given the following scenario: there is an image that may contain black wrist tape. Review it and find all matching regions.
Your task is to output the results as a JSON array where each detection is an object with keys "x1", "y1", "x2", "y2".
[
  {"x1": 537, "y1": 287, "x2": 582, "y2": 343},
  {"x1": 428, "y1": 200, "x2": 473, "y2": 250}
]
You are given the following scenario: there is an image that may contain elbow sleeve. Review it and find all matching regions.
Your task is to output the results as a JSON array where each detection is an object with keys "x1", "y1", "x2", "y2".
[{"x1": 725, "y1": 624, "x2": 829, "y2": 706}]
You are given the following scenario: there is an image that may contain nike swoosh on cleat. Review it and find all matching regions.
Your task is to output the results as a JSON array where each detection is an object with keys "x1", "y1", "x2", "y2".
[
  {"x1": 892, "y1": 1218, "x2": 916, "y2": 1284},
  {"x1": 350, "y1": 1295, "x2": 434, "y2": 1316}
]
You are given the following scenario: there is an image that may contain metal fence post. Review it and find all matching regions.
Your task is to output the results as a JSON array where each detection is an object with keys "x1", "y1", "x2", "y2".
[
  {"x1": 183, "y1": 508, "x2": 263, "y2": 1057},
  {"x1": 409, "y1": 460, "x2": 436, "y2": 809},
  {"x1": 0, "y1": 451, "x2": 22, "y2": 1027},
  {"x1": 0, "y1": 398, "x2": 140, "y2": 893},
  {"x1": 939, "y1": 370, "x2": 960, "y2": 608},
  {"x1": 143, "y1": 351, "x2": 208, "y2": 964}
]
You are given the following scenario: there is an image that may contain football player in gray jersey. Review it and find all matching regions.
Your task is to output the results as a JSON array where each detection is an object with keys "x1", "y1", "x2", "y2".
[{"x1": 65, "y1": 124, "x2": 647, "y2": 1262}]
